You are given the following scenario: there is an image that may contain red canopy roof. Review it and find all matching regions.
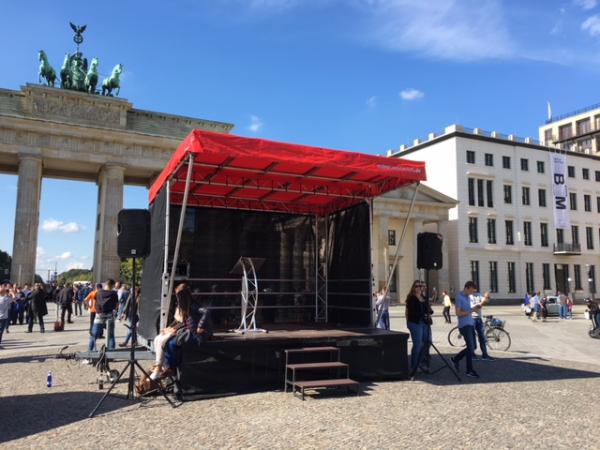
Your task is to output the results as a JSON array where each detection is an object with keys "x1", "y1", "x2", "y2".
[{"x1": 149, "y1": 130, "x2": 426, "y2": 216}]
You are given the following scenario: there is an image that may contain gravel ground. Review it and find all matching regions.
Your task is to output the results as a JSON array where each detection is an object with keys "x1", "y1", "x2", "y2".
[{"x1": 1, "y1": 306, "x2": 599, "y2": 449}]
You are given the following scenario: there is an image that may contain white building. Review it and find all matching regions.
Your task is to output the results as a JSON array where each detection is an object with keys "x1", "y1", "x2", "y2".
[{"x1": 390, "y1": 125, "x2": 600, "y2": 301}]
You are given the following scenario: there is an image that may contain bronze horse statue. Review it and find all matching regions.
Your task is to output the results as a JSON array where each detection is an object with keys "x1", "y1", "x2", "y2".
[
  {"x1": 102, "y1": 63, "x2": 123, "y2": 96},
  {"x1": 38, "y1": 50, "x2": 56, "y2": 87},
  {"x1": 85, "y1": 58, "x2": 99, "y2": 94}
]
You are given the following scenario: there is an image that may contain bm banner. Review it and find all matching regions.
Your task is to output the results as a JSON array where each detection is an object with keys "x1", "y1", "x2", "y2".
[{"x1": 550, "y1": 153, "x2": 570, "y2": 229}]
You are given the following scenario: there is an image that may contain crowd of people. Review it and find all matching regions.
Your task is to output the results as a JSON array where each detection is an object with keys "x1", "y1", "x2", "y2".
[{"x1": 0, "y1": 279, "x2": 135, "y2": 350}]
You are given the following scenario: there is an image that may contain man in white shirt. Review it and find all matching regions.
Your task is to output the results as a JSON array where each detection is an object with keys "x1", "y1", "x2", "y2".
[
  {"x1": 0, "y1": 287, "x2": 14, "y2": 347},
  {"x1": 470, "y1": 291, "x2": 493, "y2": 361}
]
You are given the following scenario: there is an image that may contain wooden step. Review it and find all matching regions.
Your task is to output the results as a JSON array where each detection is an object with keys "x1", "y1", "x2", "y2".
[
  {"x1": 294, "y1": 378, "x2": 358, "y2": 388},
  {"x1": 293, "y1": 378, "x2": 360, "y2": 400},
  {"x1": 284, "y1": 346, "x2": 339, "y2": 354},
  {"x1": 286, "y1": 362, "x2": 348, "y2": 370}
]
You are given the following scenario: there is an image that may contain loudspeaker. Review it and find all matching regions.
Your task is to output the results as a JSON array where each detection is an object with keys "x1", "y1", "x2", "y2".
[
  {"x1": 118, "y1": 209, "x2": 151, "y2": 258},
  {"x1": 417, "y1": 232, "x2": 443, "y2": 270}
]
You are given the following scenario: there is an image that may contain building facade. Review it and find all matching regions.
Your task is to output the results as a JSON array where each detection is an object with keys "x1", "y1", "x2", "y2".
[
  {"x1": 391, "y1": 125, "x2": 600, "y2": 301},
  {"x1": 540, "y1": 104, "x2": 600, "y2": 154}
]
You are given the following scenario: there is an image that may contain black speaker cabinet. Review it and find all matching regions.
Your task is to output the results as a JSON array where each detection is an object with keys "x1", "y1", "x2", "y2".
[
  {"x1": 117, "y1": 209, "x2": 151, "y2": 258},
  {"x1": 417, "y1": 232, "x2": 443, "y2": 270}
]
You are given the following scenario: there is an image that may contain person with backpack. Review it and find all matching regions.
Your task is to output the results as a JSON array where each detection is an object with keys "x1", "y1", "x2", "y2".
[{"x1": 87, "y1": 279, "x2": 118, "y2": 351}]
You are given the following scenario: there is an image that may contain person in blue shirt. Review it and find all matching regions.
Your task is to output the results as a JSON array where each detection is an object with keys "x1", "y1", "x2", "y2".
[{"x1": 451, "y1": 281, "x2": 481, "y2": 378}]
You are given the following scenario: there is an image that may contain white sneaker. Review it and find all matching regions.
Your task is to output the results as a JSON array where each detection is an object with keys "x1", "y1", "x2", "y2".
[{"x1": 149, "y1": 371, "x2": 160, "y2": 381}]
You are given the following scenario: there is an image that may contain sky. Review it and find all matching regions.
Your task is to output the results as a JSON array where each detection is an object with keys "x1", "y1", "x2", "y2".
[{"x1": 2, "y1": 0, "x2": 600, "y2": 277}]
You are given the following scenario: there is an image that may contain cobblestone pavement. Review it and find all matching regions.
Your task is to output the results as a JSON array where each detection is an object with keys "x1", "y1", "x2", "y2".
[{"x1": 1, "y1": 304, "x2": 599, "y2": 449}]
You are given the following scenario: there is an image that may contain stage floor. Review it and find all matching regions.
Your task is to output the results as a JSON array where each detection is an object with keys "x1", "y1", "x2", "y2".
[{"x1": 180, "y1": 325, "x2": 409, "y2": 398}]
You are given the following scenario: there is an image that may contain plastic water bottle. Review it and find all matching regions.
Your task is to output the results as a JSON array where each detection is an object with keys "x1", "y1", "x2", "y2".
[{"x1": 47, "y1": 371, "x2": 53, "y2": 388}]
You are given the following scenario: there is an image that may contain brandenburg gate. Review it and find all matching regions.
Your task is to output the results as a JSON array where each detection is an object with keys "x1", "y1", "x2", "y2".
[{"x1": 0, "y1": 83, "x2": 232, "y2": 284}]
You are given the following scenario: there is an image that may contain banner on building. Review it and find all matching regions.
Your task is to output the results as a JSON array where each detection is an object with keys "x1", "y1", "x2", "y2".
[{"x1": 549, "y1": 153, "x2": 570, "y2": 229}]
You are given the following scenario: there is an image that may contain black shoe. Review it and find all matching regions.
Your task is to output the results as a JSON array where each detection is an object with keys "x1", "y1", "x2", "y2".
[
  {"x1": 451, "y1": 357, "x2": 459, "y2": 372},
  {"x1": 26, "y1": 330, "x2": 32, "y2": 333},
  {"x1": 481, "y1": 356, "x2": 495, "y2": 361},
  {"x1": 466, "y1": 371, "x2": 480, "y2": 378}
]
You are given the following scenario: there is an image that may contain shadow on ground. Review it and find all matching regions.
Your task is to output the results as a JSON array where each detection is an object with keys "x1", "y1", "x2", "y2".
[
  {"x1": 413, "y1": 353, "x2": 600, "y2": 385},
  {"x1": 0, "y1": 392, "x2": 131, "y2": 444}
]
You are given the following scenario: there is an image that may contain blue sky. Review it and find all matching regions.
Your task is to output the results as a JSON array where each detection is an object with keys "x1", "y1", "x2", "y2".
[{"x1": 2, "y1": 0, "x2": 600, "y2": 277}]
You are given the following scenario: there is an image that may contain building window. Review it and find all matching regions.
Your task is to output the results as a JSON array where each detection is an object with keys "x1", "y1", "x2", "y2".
[
  {"x1": 597, "y1": 196, "x2": 600, "y2": 213},
  {"x1": 508, "y1": 262, "x2": 516, "y2": 293},
  {"x1": 544, "y1": 129, "x2": 553, "y2": 144},
  {"x1": 520, "y1": 158, "x2": 529, "y2": 171},
  {"x1": 574, "y1": 264, "x2": 582, "y2": 290},
  {"x1": 522, "y1": 187, "x2": 530, "y2": 205},
  {"x1": 540, "y1": 223, "x2": 549, "y2": 247},
  {"x1": 570, "y1": 192, "x2": 577, "y2": 210},
  {"x1": 485, "y1": 153, "x2": 493, "y2": 166},
  {"x1": 538, "y1": 189, "x2": 546, "y2": 207},
  {"x1": 583, "y1": 168, "x2": 590, "y2": 180},
  {"x1": 568, "y1": 165, "x2": 575, "y2": 178},
  {"x1": 524, "y1": 221, "x2": 533, "y2": 246},
  {"x1": 596, "y1": 170, "x2": 600, "y2": 182},
  {"x1": 579, "y1": 138, "x2": 593, "y2": 152},
  {"x1": 486, "y1": 180, "x2": 493, "y2": 207},
  {"x1": 502, "y1": 156, "x2": 511, "y2": 169},
  {"x1": 388, "y1": 264, "x2": 397, "y2": 293},
  {"x1": 505, "y1": 220, "x2": 514, "y2": 245},
  {"x1": 487, "y1": 218, "x2": 496, "y2": 244},
  {"x1": 557, "y1": 228, "x2": 564, "y2": 244},
  {"x1": 477, "y1": 179, "x2": 484, "y2": 207},
  {"x1": 469, "y1": 217, "x2": 478, "y2": 243},
  {"x1": 470, "y1": 260, "x2": 480, "y2": 288},
  {"x1": 489, "y1": 261, "x2": 498, "y2": 293},
  {"x1": 559, "y1": 124, "x2": 572, "y2": 140},
  {"x1": 537, "y1": 161, "x2": 545, "y2": 174},
  {"x1": 577, "y1": 118, "x2": 591, "y2": 135},
  {"x1": 543, "y1": 263, "x2": 551, "y2": 290},
  {"x1": 584, "y1": 194, "x2": 592, "y2": 212},
  {"x1": 466, "y1": 150, "x2": 475, "y2": 164},
  {"x1": 388, "y1": 229, "x2": 396, "y2": 246},
  {"x1": 504, "y1": 185, "x2": 512, "y2": 204},
  {"x1": 587, "y1": 226, "x2": 594, "y2": 250},
  {"x1": 589, "y1": 265, "x2": 596, "y2": 295},
  {"x1": 468, "y1": 178, "x2": 475, "y2": 206},
  {"x1": 572, "y1": 225, "x2": 579, "y2": 246},
  {"x1": 526, "y1": 263, "x2": 534, "y2": 293}
]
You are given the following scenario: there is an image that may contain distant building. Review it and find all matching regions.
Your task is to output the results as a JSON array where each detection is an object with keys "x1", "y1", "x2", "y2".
[
  {"x1": 539, "y1": 103, "x2": 600, "y2": 154},
  {"x1": 390, "y1": 125, "x2": 600, "y2": 301}
]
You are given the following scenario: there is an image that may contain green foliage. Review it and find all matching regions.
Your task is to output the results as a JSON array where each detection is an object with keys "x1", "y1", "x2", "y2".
[
  {"x1": 57, "y1": 268, "x2": 92, "y2": 284},
  {"x1": 120, "y1": 259, "x2": 143, "y2": 285}
]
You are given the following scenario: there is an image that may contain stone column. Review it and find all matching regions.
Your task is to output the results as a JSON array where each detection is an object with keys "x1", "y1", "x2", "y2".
[
  {"x1": 377, "y1": 215, "x2": 389, "y2": 291},
  {"x1": 93, "y1": 164, "x2": 124, "y2": 283},
  {"x1": 11, "y1": 155, "x2": 42, "y2": 285}
]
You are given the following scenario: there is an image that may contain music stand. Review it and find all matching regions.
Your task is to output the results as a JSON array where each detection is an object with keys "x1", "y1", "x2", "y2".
[{"x1": 229, "y1": 257, "x2": 267, "y2": 334}]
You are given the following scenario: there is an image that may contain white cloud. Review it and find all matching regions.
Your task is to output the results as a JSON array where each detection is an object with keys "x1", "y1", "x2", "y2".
[
  {"x1": 582, "y1": 14, "x2": 600, "y2": 36},
  {"x1": 366, "y1": 95, "x2": 377, "y2": 109},
  {"x1": 36, "y1": 247, "x2": 46, "y2": 257},
  {"x1": 363, "y1": 0, "x2": 514, "y2": 61},
  {"x1": 248, "y1": 115, "x2": 264, "y2": 133},
  {"x1": 66, "y1": 262, "x2": 85, "y2": 270},
  {"x1": 574, "y1": 0, "x2": 598, "y2": 11},
  {"x1": 399, "y1": 88, "x2": 424, "y2": 101},
  {"x1": 56, "y1": 251, "x2": 72, "y2": 260},
  {"x1": 60, "y1": 222, "x2": 82, "y2": 233},
  {"x1": 41, "y1": 218, "x2": 84, "y2": 233}
]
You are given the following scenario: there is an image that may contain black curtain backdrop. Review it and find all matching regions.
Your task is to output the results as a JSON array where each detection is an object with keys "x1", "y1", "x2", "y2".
[{"x1": 139, "y1": 200, "x2": 371, "y2": 341}]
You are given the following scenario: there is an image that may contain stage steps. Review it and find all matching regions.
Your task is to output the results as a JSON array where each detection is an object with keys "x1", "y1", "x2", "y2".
[{"x1": 284, "y1": 346, "x2": 360, "y2": 400}]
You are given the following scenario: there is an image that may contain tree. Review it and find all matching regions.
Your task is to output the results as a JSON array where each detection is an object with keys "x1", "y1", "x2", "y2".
[
  {"x1": 120, "y1": 259, "x2": 143, "y2": 286},
  {"x1": 0, "y1": 249, "x2": 11, "y2": 281},
  {"x1": 57, "y1": 268, "x2": 93, "y2": 284}
]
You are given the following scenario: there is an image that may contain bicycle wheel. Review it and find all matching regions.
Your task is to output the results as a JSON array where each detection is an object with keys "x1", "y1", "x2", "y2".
[
  {"x1": 448, "y1": 326, "x2": 465, "y2": 347},
  {"x1": 485, "y1": 327, "x2": 511, "y2": 351}
]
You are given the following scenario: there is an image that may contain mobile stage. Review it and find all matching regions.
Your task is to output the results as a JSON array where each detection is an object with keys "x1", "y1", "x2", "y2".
[{"x1": 138, "y1": 130, "x2": 426, "y2": 397}]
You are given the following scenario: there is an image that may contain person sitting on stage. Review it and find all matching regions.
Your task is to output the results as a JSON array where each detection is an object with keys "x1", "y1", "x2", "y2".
[{"x1": 150, "y1": 283, "x2": 213, "y2": 380}]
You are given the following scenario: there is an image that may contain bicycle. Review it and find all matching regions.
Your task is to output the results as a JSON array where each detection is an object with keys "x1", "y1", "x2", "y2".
[{"x1": 447, "y1": 315, "x2": 511, "y2": 351}]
